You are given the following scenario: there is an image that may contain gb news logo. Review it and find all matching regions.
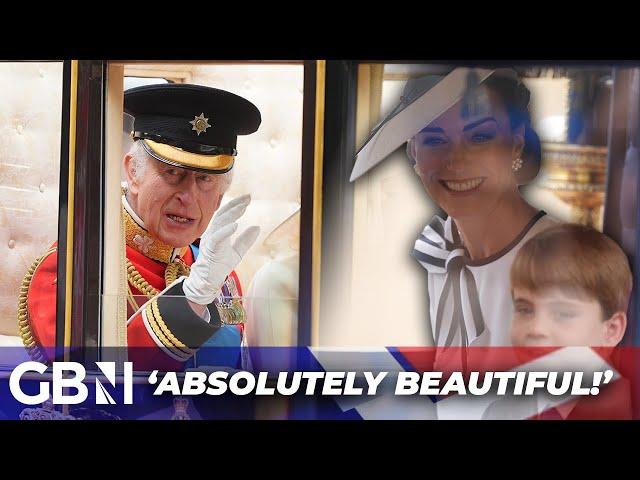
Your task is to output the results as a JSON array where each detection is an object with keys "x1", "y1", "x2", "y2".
[{"x1": 10, "y1": 362, "x2": 133, "y2": 405}]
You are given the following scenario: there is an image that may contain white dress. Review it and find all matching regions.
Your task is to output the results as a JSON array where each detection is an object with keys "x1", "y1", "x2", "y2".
[{"x1": 413, "y1": 211, "x2": 558, "y2": 347}]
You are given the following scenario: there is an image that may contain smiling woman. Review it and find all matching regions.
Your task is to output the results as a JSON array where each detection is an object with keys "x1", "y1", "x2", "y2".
[{"x1": 353, "y1": 68, "x2": 559, "y2": 351}]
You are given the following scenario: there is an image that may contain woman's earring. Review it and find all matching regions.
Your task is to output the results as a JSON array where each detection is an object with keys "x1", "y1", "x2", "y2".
[
  {"x1": 121, "y1": 181, "x2": 129, "y2": 196},
  {"x1": 512, "y1": 157, "x2": 523, "y2": 172}
]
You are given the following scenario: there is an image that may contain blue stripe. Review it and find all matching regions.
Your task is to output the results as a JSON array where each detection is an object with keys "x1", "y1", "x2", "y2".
[
  {"x1": 387, "y1": 347, "x2": 416, "y2": 373},
  {"x1": 387, "y1": 347, "x2": 439, "y2": 404},
  {"x1": 193, "y1": 326, "x2": 242, "y2": 368}
]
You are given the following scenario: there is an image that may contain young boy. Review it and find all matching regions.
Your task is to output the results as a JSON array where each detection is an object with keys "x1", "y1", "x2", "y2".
[
  {"x1": 510, "y1": 223, "x2": 631, "y2": 350},
  {"x1": 490, "y1": 223, "x2": 633, "y2": 419}
]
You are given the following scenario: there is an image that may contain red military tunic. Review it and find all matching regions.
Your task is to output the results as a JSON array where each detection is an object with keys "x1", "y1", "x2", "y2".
[{"x1": 20, "y1": 234, "x2": 245, "y2": 371}]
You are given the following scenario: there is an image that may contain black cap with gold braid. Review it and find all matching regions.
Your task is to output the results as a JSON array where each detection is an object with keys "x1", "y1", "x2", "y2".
[{"x1": 124, "y1": 83, "x2": 262, "y2": 173}]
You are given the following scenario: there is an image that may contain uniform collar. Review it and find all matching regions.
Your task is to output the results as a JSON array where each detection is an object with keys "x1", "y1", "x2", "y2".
[{"x1": 122, "y1": 195, "x2": 189, "y2": 264}]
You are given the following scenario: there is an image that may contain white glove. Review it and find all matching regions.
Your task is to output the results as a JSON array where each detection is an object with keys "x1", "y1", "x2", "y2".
[{"x1": 183, "y1": 194, "x2": 260, "y2": 306}]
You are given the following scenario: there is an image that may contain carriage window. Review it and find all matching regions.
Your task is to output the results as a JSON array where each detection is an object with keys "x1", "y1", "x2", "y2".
[
  {"x1": 321, "y1": 63, "x2": 618, "y2": 347},
  {"x1": 102, "y1": 62, "x2": 304, "y2": 367}
]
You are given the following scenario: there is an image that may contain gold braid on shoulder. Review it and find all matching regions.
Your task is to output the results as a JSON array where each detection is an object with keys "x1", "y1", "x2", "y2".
[{"x1": 17, "y1": 248, "x2": 56, "y2": 363}]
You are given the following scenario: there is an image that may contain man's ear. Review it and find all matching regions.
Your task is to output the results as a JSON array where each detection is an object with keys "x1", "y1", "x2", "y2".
[
  {"x1": 123, "y1": 153, "x2": 139, "y2": 195},
  {"x1": 603, "y1": 311, "x2": 627, "y2": 346}
]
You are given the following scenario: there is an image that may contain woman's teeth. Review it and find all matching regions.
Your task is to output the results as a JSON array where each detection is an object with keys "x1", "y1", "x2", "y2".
[
  {"x1": 168, "y1": 214, "x2": 191, "y2": 223},
  {"x1": 443, "y1": 178, "x2": 484, "y2": 192}
]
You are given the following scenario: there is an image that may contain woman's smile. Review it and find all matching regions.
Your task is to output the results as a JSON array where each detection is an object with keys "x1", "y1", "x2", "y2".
[{"x1": 439, "y1": 177, "x2": 486, "y2": 194}]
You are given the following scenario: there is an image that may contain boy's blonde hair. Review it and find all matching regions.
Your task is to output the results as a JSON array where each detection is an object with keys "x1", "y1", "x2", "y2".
[{"x1": 511, "y1": 223, "x2": 632, "y2": 319}]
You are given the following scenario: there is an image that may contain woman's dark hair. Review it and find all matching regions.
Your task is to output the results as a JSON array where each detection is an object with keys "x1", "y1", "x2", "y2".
[{"x1": 483, "y1": 74, "x2": 541, "y2": 184}]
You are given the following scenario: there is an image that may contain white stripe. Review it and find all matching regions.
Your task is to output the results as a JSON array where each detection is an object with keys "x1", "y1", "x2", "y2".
[
  {"x1": 422, "y1": 232, "x2": 446, "y2": 250},
  {"x1": 414, "y1": 240, "x2": 450, "y2": 260}
]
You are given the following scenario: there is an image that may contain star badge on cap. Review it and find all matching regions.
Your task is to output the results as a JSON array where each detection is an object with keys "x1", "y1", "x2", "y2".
[{"x1": 189, "y1": 113, "x2": 211, "y2": 136}]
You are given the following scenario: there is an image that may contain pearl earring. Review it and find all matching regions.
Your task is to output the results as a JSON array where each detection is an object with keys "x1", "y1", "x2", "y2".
[{"x1": 512, "y1": 157, "x2": 523, "y2": 172}]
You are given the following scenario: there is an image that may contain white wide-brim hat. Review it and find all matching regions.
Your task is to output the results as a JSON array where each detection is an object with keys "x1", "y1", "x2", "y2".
[{"x1": 350, "y1": 67, "x2": 521, "y2": 182}]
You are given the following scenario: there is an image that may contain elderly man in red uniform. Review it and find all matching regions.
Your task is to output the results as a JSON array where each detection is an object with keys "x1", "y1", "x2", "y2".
[{"x1": 18, "y1": 83, "x2": 261, "y2": 371}]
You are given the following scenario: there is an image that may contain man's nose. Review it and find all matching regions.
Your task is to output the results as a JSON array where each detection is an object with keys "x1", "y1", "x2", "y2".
[{"x1": 174, "y1": 174, "x2": 198, "y2": 203}]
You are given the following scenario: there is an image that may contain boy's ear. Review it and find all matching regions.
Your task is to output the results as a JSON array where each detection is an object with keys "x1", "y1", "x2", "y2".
[{"x1": 603, "y1": 311, "x2": 627, "y2": 346}]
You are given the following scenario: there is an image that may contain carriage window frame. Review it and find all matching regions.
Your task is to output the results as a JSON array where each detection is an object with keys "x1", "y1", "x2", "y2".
[
  {"x1": 317, "y1": 61, "x2": 640, "y2": 348},
  {"x1": 61, "y1": 60, "x2": 325, "y2": 366}
]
